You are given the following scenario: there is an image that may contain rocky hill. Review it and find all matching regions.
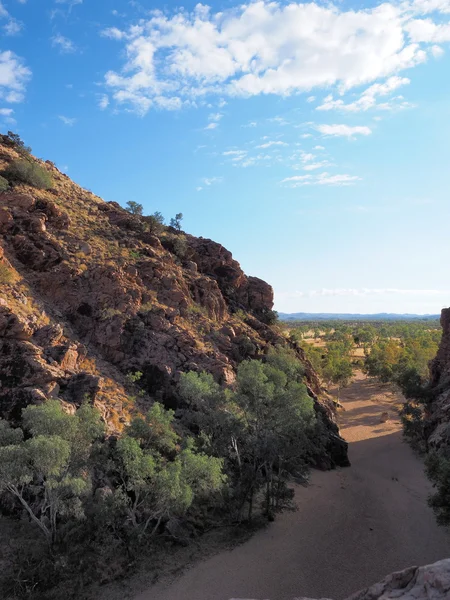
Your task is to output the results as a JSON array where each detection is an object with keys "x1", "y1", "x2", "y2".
[
  {"x1": 424, "y1": 307, "x2": 450, "y2": 451},
  {"x1": 0, "y1": 135, "x2": 348, "y2": 467}
]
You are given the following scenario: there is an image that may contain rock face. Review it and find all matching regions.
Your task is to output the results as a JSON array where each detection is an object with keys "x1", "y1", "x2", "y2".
[
  {"x1": 0, "y1": 138, "x2": 348, "y2": 465},
  {"x1": 296, "y1": 559, "x2": 450, "y2": 600},
  {"x1": 425, "y1": 308, "x2": 450, "y2": 451}
]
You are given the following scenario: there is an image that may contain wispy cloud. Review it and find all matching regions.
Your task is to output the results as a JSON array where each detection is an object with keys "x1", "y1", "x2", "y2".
[
  {"x1": 52, "y1": 34, "x2": 76, "y2": 54},
  {"x1": 316, "y1": 76, "x2": 412, "y2": 112},
  {"x1": 281, "y1": 172, "x2": 361, "y2": 186},
  {"x1": 98, "y1": 94, "x2": 109, "y2": 110},
  {"x1": 0, "y1": 1, "x2": 23, "y2": 36},
  {"x1": 316, "y1": 124, "x2": 372, "y2": 138},
  {"x1": 58, "y1": 115, "x2": 76, "y2": 126},
  {"x1": 202, "y1": 176, "x2": 223, "y2": 186},
  {"x1": 0, "y1": 107, "x2": 15, "y2": 124},
  {"x1": 257, "y1": 140, "x2": 288, "y2": 148}
]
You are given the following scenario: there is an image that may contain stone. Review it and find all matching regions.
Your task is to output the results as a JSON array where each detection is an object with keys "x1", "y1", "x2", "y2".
[{"x1": 347, "y1": 559, "x2": 450, "y2": 600}]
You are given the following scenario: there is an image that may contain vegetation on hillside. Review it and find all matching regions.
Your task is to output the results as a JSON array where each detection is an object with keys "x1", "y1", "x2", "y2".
[{"x1": 0, "y1": 348, "x2": 330, "y2": 599}]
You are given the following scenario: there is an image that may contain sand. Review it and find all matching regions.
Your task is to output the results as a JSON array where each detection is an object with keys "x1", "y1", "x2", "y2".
[{"x1": 135, "y1": 372, "x2": 450, "y2": 600}]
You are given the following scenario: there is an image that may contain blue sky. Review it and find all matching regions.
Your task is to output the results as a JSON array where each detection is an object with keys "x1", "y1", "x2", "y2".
[{"x1": 1, "y1": 0, "x2": 450, "y2": 314}]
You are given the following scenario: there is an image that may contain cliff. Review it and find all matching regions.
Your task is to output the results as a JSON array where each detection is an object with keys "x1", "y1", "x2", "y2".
[
  {"x1": 0, "y1": 136, "x2": 348, "y2": 467},
  {"x1": 425, "y1": 308, "x2": 450, "y2": 451}
]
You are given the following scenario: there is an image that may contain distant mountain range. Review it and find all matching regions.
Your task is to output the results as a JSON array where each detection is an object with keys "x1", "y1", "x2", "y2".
[{"x1": 278, "y1": 312, "x2": 440, "y2": 321}]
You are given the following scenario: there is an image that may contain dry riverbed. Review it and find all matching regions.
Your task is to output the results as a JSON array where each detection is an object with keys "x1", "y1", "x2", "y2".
[{"x1": 127, "y1": 371, "x2": 450, "y2": 600}]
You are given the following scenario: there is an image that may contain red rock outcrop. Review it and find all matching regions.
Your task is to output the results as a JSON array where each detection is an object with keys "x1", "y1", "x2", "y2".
[{"x1": 0, "y1": 138, "x2": 348, "y2": 465}]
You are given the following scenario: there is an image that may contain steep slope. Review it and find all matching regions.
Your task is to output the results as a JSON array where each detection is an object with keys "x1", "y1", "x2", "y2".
[
  {"x1": 425, "y1": 307, "x2": 450, "y2": 450},
  {"x1": 0, "y1": 136, "x2": 347, "y2": 466}
]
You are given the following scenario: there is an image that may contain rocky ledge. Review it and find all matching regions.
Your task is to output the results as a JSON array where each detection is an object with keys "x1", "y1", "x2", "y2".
[{"x1": 296, "y1": 559, "x2": 450, "y2": 600}]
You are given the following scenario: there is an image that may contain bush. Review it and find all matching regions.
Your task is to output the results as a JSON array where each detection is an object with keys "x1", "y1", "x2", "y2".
[
  {"x1": 143, "y1": 212, "x2": 165, "y2": 235},
  {"x1": 425, "y1": 452, "x2": 450, "y2": 525},
  {"x1": 3, "y1": 159, "x2": 53, "y2": 190},
  {"x1": 126, "y1": 201, "x2": 143, "y2": 216},
  {"x1": 400, "y1": 400, "x2": 426, "y2": 451},
  {"x1": 0, "y1": 175, "x2": 9, "y2": 192},
  {"x1": 0, "y1": 263, "x2": 16, "y2": 284}
]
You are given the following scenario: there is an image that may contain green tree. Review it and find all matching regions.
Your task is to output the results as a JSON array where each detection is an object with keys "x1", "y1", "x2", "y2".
[
  {"x1": 143, "y1": 211, "x2": 165, "y2": 235},
  {"x1": 113, "y1": 403, "x2": 224, "y2": 536},
  {"x1": 170, "y1": 212, "x2": 183, "y2": 231},
  {"x1": 0, "y1": 401, "x2": 104, "y2": 545},
  {"x1": 126, "y1": 201, "x2": 143, "y2": 216}
]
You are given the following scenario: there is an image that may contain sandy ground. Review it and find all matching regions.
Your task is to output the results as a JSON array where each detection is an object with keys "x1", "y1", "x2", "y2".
[{"x1": 135, "y1": 372, "x2": 450, "y2": 600}]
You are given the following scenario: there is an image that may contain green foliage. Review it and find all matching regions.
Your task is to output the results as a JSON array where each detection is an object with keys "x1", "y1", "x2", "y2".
[
  {"x1": 127, "y1": 403, "x2": 178, "y2": 454},
  {"x1": 0, "y1": 174, "x2": 9, "y2": 192},
  {"x1": 0, "y1": 262, "x2": 16, "y2": 284},
  {"x1": 2, "y1": 131, "x2": 32, "y2": 155},
  {"x1": 170, "y1": 212, "x2": 183, "y2": 231},
  {"x1": 178, "y1": 348, "x2": 316, "y2": 522},
  {"x1": 113, "y1": 404, "x2": 224, "y2": 535},
  {"x1": 0, "y1": 401, "x2": 104, "y2": 545},
  {"x1": 425, "y1": 452, "x2": 450, "y2": 526},
  {"x1": 172, "y1": 235, "x2": 188, "y2": 258},
  {"x1": 3, "y1": 159, "x2": 53, "y2": 189},
  {"x1": 126, "y1": 370, "x2": 143, "y2": 384},
  {"x1": 400, "y1": 399, "x2": 426, "y2": 451},
  {"x1": 0, "y1": 349, "x2": 326, "y2": 596},
  {"x1": 126, "y1": 201, "x2": 143, "y2": 216},
  {"x1": 256, "y1": 307, "x2": 278, "y2": 325},
  {"x1": 143, "y1": 211, "x2": 165, "y2": 235}
]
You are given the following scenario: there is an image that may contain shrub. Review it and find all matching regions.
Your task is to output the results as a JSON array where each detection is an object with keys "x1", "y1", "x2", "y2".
[
  {"x1": 255, "y1": 307, "x2": 278, "y2": 325},
  {"x1": 425, "y1": 452, "x2": 450, "y2": 525},
  {"x1": 3, "y1": 159, "x2": 53, "y2": 190},
  {"x1": 0, "y1": 263, "x2": 16, "y2": 284},
  {"x1": 126, "y1": 201, "x2": 143, "y2": 216},
  {"x1": 0, "y1": 175, "x2": 9, "y2": 192},
  {"x1": 143, "y1": 211, "x2": 165, "y2": 235},
  {"x1": 400, "y1": 400, "x2": 426, "y2": 451}
]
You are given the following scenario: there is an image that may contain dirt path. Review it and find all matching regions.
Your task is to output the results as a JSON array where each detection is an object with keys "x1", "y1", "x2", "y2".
[{"x1": 135, "y1": 372, "x2": 450, "y2": 600}]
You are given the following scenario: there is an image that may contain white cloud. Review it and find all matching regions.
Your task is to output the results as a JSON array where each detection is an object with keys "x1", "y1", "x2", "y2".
[
  {"x1": 98, "y1": 94, "x2": 109, "y2": 109},
  {"x1": 314, "y1": 145, "x2": 325, "y2": 150},
  {"x1": 101, "y1": 27, "x2": 126, "y2": 40},
  {"x1": 52, "y1": 34, "x2": 76, "y2": 53},
  {"x1": 204, "y1": 122, "x2": 218, "y2": 130},
  {"x1": 317, "y1": 76, "x2": 411, "y2": 112},
  {"x1": 202, "y1": 176, "x2": 223, "y2": 186},
  {"x1": 307, "y1": 96, "x2": 316, "y2": 103},
  {"x1": 282, "y1": 172, "x2": 361, "y2": 186},
  {"x1": 406, "y1": 18, "x2": 450, "y2": 42},
  {"x1": 257, "y1": 140, "x2": 288, "y2": 148},
  {"x1": 316, "y1": 124, "x2": 372, "y2": 137},
  {"x1": 0, "y1": 1, "x2": 23, "y2": 36},
  {"x1": 0, "y1": 50, "x2": 31, "y2": 103},
  {"x1": 59, "y1": 115, "x2": 76, "y2": 126},
  {"x1": 0, "y1": 107, "x2": 14, "y2": 123},
  {"x1": 100, "y1": 0, "x2": 447, "y2": 114},
  {"x1": 208, "y1": 112, "x2": 223, "y2": 122},
  {"x1": 4, "y1": 19, "x2": 23, "y2": 35},
  {"x1": 303, "y1": 161, "x2": 330, "y2": 171}
]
